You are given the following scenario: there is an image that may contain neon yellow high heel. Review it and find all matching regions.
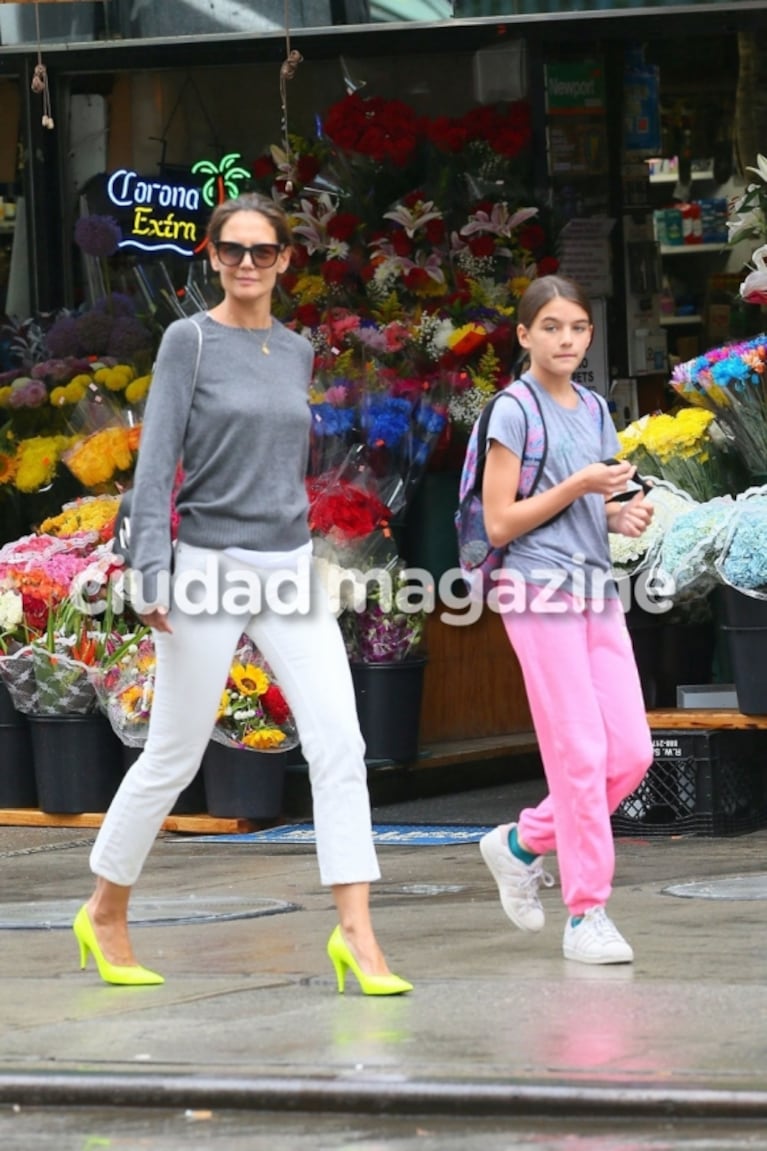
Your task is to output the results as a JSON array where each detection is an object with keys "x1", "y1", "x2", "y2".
[
  {"x1": 327, "y1": 925, "x2": 412, "y2": 996},
  {"x1": 72, "y1": 905, "x2": 164, "y2": 987}
]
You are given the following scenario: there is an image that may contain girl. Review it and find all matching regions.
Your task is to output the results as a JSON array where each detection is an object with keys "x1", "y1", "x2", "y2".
[
  {"x1": 73, "y1": 193, "x2": 411, "y2": 996},
  {"x1": 478, "y1": 275, "x2": 654, "y2": 965}
]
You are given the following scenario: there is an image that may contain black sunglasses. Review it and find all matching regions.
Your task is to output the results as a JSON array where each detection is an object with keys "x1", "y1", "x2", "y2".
[{"x1": 213, "y1": 241, "x2": 284, "y2": 268}]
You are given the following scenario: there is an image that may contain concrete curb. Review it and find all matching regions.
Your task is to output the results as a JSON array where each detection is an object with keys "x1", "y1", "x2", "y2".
[{"x1": 1, "y1": 1072, "x2": 767, "y2": 1120}]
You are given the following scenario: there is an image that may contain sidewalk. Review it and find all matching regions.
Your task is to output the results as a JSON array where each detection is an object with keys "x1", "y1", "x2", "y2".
[{"x1": 1, "y1": 777, "x2": 767, "y2": 1121}]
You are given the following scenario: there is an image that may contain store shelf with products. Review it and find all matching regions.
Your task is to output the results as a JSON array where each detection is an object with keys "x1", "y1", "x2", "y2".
[
  {"x1": 660, "y1": 242, "x2": 727, "y2": 255},
  {"x1": 659, "y1": 313, "x2": 703, "y2": 326},
  {"x1": 649, "y1": 169, "x2": 714, "y2": 185}
]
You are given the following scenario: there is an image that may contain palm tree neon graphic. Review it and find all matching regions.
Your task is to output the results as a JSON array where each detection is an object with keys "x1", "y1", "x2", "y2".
[{"x1": 191, "y1": 152, "x2": 250, "y2": 252}]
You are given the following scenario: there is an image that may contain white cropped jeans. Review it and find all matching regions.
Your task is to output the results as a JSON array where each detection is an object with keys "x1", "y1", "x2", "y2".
[{"x1": 90, "y1": 543, "x2": 381, "y2": 888}]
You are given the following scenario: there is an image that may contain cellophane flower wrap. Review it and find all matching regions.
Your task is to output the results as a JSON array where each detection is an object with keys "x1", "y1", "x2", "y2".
[
  {"x1": 90, "y1": 628, "x2": 155, "y2": 746},
  {"x1": 670, "y1": 336, "x2": 767, "y2": 478},
  {"x1": 340, "y1": 559, "x2": 426, "y2": 664},
  {"x1": 213, "y1": 637, "x2": 298, "y2": 753},
  {"x1": 714, "y1": 485, "x2": 767, "y2": 598},
  {"x1": 0, "y1": 528, "x2": 132, "y2": 713},
  {"x1": 609, "y1": 479, "x2": 695, "y2": 578},
  {"x1": 648, "y1": 495, "x2": 739, "y2": 603}
]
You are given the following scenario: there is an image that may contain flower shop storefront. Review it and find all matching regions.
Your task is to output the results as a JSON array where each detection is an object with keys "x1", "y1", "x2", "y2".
[{"x1": 3, "y1": 2, "x2": 767, "y2": 832}]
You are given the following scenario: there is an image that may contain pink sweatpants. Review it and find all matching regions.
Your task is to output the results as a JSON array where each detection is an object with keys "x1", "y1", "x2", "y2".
[{"x1": 501, "y1": 591, "x2": 653, "y2": 917}]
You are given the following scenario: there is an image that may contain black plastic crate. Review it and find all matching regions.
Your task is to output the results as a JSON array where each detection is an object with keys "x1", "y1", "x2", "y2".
[{"x1": 612, "y1": 729, "x2": 767, "y2": 838}]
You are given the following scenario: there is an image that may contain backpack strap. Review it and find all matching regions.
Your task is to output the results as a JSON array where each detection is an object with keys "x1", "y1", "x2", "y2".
[{"x1": 463, "y1": 385, "x2": 519, "y2": 500}]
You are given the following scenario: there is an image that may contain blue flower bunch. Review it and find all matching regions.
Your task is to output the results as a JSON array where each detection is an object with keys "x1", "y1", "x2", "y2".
[
  {"x1": 718, "y1": 495, "x2": 767, "y2": 592},
  {"x1": 361, "y1": 395, "x2": 412, "y2": 449}
]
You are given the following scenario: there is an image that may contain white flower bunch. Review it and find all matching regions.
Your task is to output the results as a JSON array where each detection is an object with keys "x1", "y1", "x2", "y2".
[
  {"x1": 0, "y1": 589, "x2": 23, "y2": 634},
  {"x1": 610, "y1": 482, "x2": 695, "y2": 574}
]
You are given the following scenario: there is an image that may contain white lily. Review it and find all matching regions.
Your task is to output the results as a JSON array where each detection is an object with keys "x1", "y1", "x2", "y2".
[
  {"x1": 740, "y1": 243, "x2": 767, "y2": 303},
  {"x1": 461, "y1": 202, "x2": 538, "y2": 239},
  {"x1": 383, "y1": 199, "x2": 443, "y2": 238},
  {"x1": 746, "y1": 153, "x2": 767, "y2": 183}
]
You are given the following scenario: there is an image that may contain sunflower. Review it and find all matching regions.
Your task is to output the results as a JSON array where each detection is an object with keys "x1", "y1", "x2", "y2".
[
  {"x1": 230, "y1": 663, "x2": 269, "y2": 696},
  {"x1": 241, "y1": 727, "x2": 287, "y2": 750}
]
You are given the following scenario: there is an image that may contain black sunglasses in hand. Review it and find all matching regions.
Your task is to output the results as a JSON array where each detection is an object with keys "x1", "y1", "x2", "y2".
[
  {"x1": 602, "y1": 457, "x2": 653, "y2": 500},
  {"x1": 214, "y1": 241, "x2": 285, "y2": 268}
]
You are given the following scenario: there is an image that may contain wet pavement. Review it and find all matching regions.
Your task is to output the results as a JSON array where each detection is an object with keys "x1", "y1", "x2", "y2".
[{"x1": 1, "y1": 775, "x2": 767, "y2": 1146}]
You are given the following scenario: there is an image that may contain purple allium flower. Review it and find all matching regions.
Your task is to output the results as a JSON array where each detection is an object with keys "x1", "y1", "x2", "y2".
[
  {"x1": 92, "y1": 292, "x2": 138, "y2": 318},
  {"x1": 74, "y1": 215, "x2": 122, "y2": 259},
  {"x1": 46, "y1": 316, "x2": 81, "y2": 358},
  {"x1": 107, "y1": 316, "x2": 153, "y2": 360},
  {"x1": 74, "y1": 311, "x2": 114, "y2": 355}
]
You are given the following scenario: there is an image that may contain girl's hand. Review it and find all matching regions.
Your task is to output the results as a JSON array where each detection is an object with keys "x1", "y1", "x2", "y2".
[
  {"x1": 578, "y1": 459, "x2": 636, "y2": 498},
  {"x1": 607, "y1": 490, "x2": 654, "y2": 537}
]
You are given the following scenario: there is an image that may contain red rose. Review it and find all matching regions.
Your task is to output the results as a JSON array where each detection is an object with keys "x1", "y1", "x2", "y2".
[
  {"x1": 327, "y1": 212, "x2": 361, "y2": 242},
  {"x1": 296, "y1": 303, "x2": 321, "y2": 327},
  {"x1": 251, "y1": 154, "x2": 276, "y2": 180},
  {"x1": 468, "y1": 235, "x2": 496, "y2": 259},
  {"x1": 537, "y1": 256, "x2": 560, "y2": 276},
  {"x1": 289, "y1": 244, "x2": 310, "y2": 270},
  {"x1": 404, "y1": 267, "x2": 432, "y2": 292},
  {"x1": 296, "y1": 154, "x2": 320, "y2": 185},
  {"x1": 262, "y1": 684, "x2": 291, "y2": 726},
  {"x1": 322, "y1": 259, "x2": 349, "y2": 286},
  {"x1": 390, "y1": 230, "x2": 413, "y2": 257},
  {"x1": 424, "y1": 218, "x2": 446, "y2": 244},
  {"x1": 518, "y1": 223, "x2": 546, "y2": 253}
]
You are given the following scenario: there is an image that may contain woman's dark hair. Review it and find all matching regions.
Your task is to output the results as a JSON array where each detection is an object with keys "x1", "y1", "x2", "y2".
[
  {"x1": 516, "y1": 275, "x2": 593, "y2": 329},
  {"x1": 206, "y1": 192, "x2": 294, "y2": 249}
]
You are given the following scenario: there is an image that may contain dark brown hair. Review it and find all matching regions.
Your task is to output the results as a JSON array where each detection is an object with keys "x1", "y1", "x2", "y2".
[
  {"x1": 516, "y1": 275, "x2": 593, "y2": 329},
  {"x1": 206, "y1": 193, "x2": 294, "y2": 249}
]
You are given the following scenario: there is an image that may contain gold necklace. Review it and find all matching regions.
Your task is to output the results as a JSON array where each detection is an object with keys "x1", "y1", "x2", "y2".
[{"x1": 259, "y1": 322, "x2": 273, "y2": 356}]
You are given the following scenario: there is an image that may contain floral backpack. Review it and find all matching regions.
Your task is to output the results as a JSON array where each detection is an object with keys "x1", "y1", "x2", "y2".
[{"x1": 454, "y1": 376, "x2": 604, "y2": 601}]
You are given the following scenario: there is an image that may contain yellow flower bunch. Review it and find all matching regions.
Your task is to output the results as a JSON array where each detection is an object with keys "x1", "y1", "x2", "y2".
[
  {"x1": 618, "y1": 408, "x2": 733, "y2": 503},
  {"x1": 63, "y1": 425, "x2": 140, "y2": 488},
  {"x1": 124, "y1": 374, "x2": 152, "y2": 405},
  {"x1": 39, "y1": 495, "x2": 120, "y2": 537},
  {"x1": 93, "y1": 364, "x2": 136, "y2": 392},
  {"x1": 628, "y1": 408, "x2": 716, "y2": 463},
  {"x1": 14, "y1": 434, "x2": 77, "y2": 493},
  {"x1": 291, "y1": 273, "x2": 327, "y2": 305},
  {"x1": 49, "y1": 377, "x2": 91, "y2": 408}
]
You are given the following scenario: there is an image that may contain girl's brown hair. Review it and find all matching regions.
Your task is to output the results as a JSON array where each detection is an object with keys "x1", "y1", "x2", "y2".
[
  {"x1": 206, "y1": 193, "x2": 294, "y2": 249},
  {"x1": 516, "y1": 275, "x2": 593, "y2": 329}
]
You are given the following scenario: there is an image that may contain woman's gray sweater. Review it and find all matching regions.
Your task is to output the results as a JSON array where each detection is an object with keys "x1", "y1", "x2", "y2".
[{"x1": 128, "y1": 312, "x2": 314, "y2": 606}]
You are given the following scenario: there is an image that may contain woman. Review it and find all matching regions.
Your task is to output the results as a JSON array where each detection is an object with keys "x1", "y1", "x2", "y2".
[
  {"x1": 478, "y1": 275, "x2": 654, "y2": 965},
  {"x1": 74, "y1": 193, "x2": 411, "y2": 996}
]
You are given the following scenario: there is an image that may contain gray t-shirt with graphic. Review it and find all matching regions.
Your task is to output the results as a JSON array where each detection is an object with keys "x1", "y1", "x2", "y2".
[{"x1": 486, "y1": 375, "x2": 621, "y2": 599}]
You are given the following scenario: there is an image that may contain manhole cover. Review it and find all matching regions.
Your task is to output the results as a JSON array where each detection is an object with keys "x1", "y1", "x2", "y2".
[
  {"x1": 0, "y1": 896, "x2": 300, "y2": 930},
  {"x1": 663, "y1": 874, "x2": 767, "y2": 901}
]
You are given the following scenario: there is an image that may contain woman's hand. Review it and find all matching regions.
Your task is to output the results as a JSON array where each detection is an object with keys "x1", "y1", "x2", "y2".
[
  {"x1": 137, "y1": 607, "x2": 173, "y2": 634},
  {"x1": 607, "y1": 490, "x2": 654, "y2": 537},
  {"x1": 577, "y1": 459, "x2": 636, "y2": 498}
]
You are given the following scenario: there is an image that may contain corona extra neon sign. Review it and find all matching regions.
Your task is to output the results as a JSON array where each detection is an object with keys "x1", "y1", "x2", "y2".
[{"x1": 103, "y1": 153, "x2": 249, "y2": 258}]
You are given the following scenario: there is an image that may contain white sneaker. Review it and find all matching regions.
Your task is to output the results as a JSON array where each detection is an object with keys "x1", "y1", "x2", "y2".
[
  {"x1": 479, "y1": 823, "x2": 554, "y2": 933},
  {"x1": 563, "y1": 907, "x2": 634, "y2": 965}
]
